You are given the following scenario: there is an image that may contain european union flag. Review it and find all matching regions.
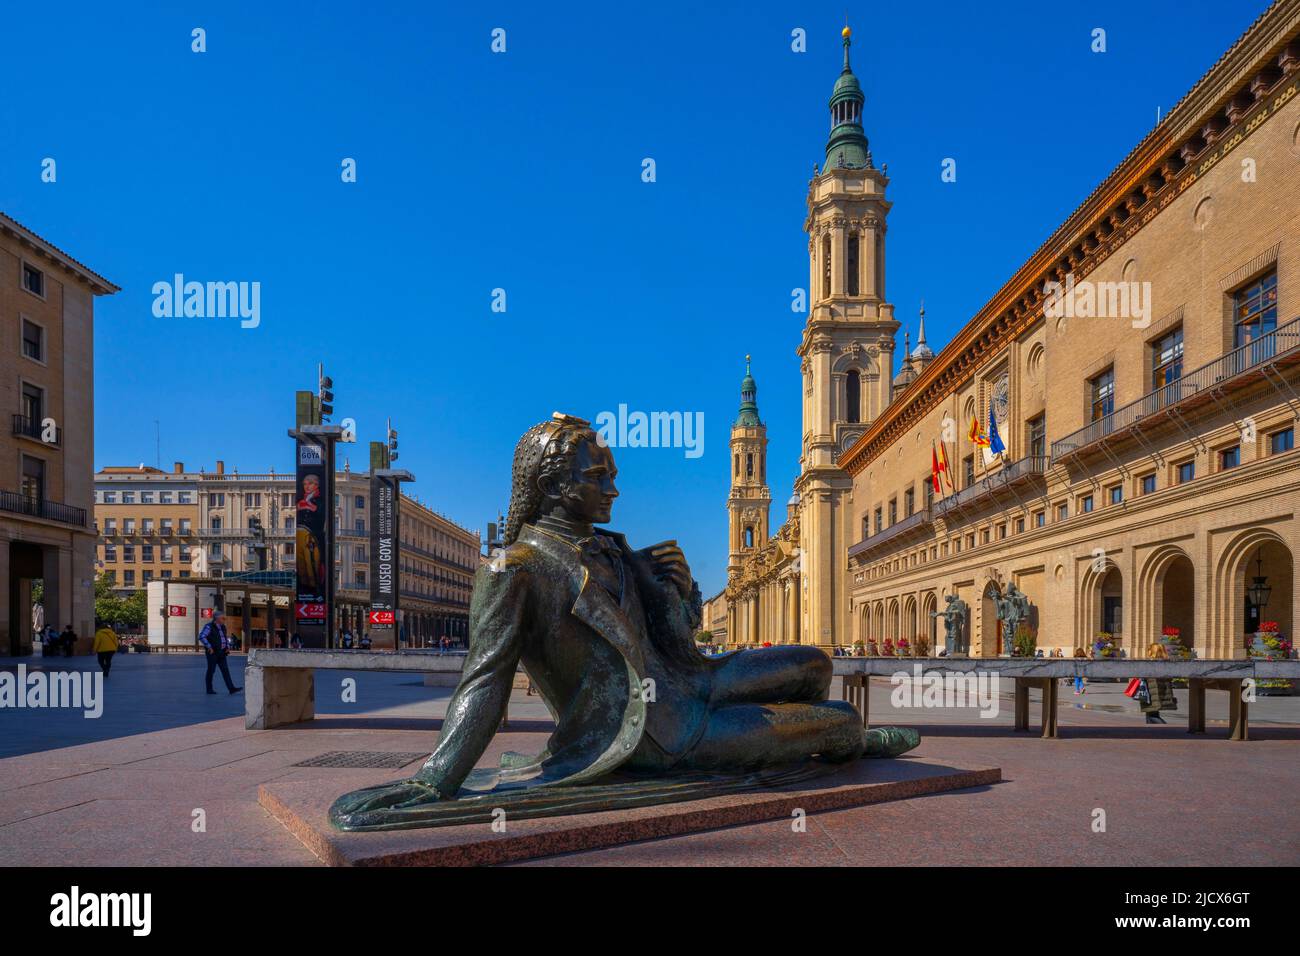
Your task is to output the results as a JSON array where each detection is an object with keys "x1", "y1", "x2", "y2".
[{"x1": 988, "y1": 401, "x2": 1006, "y2": 456}]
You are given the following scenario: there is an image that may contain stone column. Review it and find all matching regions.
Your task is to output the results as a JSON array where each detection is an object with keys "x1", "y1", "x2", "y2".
[{"x1": 861, "y1": 218, "x2": 878, "y2": 300}]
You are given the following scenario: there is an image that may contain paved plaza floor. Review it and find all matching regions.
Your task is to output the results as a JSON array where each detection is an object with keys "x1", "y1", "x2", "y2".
[{"x1": 1, "y1": 653, "x2": 1297, "y2": 866}]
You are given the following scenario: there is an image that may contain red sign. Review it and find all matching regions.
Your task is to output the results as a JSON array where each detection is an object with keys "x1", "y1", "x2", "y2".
[
  {"x1": 200, "y1": 608, "x2": 213, "y2": 619},
  {"x1": 296, "y1": 602, "x2": 327, "y2": 622},
  {"x1": 368, "y1": 610, "x2": 396, "y2": 626},
  {"x1": 168, "y1": 605, "x2": 187, "y2": 617}
]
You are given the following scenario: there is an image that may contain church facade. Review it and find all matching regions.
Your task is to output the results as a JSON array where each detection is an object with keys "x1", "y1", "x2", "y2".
[{"x1": 718, "y1": 6, "x2": 1300, "y2": 658}]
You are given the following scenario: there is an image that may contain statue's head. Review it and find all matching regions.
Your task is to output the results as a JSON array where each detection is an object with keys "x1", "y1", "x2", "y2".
[{"x1": 503, "y1": 413, "x2": 619, "y2": 544}]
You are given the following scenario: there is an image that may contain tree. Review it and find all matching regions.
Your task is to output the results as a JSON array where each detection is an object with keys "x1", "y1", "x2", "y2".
[{"x1": 92, "y1": 572, "x2": 146, "y2": 628}]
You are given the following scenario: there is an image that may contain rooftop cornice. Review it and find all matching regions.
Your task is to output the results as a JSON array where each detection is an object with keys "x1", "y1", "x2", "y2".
[
  {"x1": 839, "y1": 0, "x2": 1300, "y2": 477},
  {"x1": 0, "y1": 211, "x2": 119, "y2": 295}
]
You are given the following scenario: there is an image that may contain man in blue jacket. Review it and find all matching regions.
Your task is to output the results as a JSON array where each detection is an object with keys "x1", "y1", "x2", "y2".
[{"x1": 198, "y1": 611, "x2": 241, "y2": 695}]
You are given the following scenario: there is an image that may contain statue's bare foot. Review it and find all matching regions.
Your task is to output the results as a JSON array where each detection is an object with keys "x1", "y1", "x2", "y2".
[
  {"x1": 329, "y1": 777, "x2": 444, "y2": 828},
  {"x1": 863, "y1": 726, "x2": 921, "y2": 758}
]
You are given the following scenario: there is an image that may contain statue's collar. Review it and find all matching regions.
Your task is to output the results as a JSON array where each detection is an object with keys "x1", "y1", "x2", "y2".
[{"x1": 521, "y1": 522, "x2": 628, "y2": 556}]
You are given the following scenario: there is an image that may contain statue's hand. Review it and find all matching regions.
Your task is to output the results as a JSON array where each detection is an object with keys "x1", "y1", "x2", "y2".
[{"x1": 647, "y1": 540, "x2": 692, "y2": 600}]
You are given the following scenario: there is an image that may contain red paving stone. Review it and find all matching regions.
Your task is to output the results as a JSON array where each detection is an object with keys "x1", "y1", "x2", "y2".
[{"x1": 0, "y1": 678, "x2": 1296, "y2": 866}]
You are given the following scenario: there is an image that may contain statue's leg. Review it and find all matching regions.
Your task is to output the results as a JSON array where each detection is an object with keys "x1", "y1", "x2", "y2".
[
  {"x1": 711, "y1": 645, "x2": 832, "y2": 706},
  {"x1": 679, "y1": 700, "x2": 865, "y2": 771}
]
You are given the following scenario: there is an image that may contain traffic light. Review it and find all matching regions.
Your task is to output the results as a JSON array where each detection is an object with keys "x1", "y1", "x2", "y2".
[{"x1": 318, "y1": 371, "x2": 334, "y2": 421}]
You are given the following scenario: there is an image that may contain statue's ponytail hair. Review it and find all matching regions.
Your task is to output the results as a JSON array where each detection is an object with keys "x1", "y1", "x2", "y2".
[{"x1": 502, "y1": 414, "x2": 593, "y2": 546}]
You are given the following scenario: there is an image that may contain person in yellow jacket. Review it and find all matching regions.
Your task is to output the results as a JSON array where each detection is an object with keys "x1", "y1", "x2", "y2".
[{"x1": 92, "y1": 624, "x2": 119, "y2": 678}]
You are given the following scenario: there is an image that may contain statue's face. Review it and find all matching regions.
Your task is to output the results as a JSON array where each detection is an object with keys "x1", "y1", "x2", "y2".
[{"x1": 551, "y1": 436, "x2": 619, "y2": 524}]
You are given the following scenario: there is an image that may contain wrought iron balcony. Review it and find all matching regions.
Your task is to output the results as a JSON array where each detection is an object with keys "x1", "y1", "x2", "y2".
[
  {"x1": 848, "y1": 507, "x2": 933, "y2": 560},
  {"x1": 11, "y1": 414, "x2": 61, "y2": 446},
  {"x1": 0, "y1": 491, "x2": 87, "y2": 527},
  {"x1": 934, "y1": 454, "x2": 1049, "y2": 518},
  {"x1": 1052, "y1": 316, "x2": 1300, "y2": 459}
]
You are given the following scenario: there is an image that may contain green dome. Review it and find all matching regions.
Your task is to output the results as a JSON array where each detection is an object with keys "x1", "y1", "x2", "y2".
[
  {"x1": 824, "y1": 32, "x2": 872, "y2": 171},
  {"x1": 736, "y1": 356, "x2": 761, "y2": 427}
]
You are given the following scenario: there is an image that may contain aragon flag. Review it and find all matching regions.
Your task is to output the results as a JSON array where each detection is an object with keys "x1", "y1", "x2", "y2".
[{"x1": 969, "y1": 414, "x2": 990, "y2": 448}]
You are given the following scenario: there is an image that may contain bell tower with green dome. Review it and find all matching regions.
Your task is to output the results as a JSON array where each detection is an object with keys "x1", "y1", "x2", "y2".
[
  {"x1": 795, "y1": 24, "x2": 900, "y2": 647},
  {"x1": 727, "y1": 356, "x2": 770, "y2": 576}
]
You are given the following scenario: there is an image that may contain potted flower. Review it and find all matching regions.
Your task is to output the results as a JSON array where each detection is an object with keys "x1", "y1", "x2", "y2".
[
  {"x1": 896, "y1": 635, "x2": 911, "y2": 657},
  {"x1": 914, "y1": 634, "x2": 931, "y2": 657},
  {"x1": 866, "y1": 640, "x2": 879, "y2": 657},
  {"x1": 1159, "y1": 625, "x2": 1194, "y2": 661},
  {"x1": 1092, "y1": 632, "x2": 1117, "y2": 659},
  {"x1": 883, "y1": 637, "x2": 896, "y2": 657},
  {"x1": 1248, "y1": 623, "x2": 1295, "y2": 695}
]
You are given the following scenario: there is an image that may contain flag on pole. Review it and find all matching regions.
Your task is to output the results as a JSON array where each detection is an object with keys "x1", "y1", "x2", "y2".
[
  {"x1": 988, "y1": 401, "x2": 1006, "y2": 456},
  {"x1": 937, "y1": 440, "x2": 954, "y2": 490},
  {"x1": 969, "y1": 414, "x2": 990, "y2": 448},
  {"x1": 931, "y1": 443, "x2": 942, "y2": 494}
]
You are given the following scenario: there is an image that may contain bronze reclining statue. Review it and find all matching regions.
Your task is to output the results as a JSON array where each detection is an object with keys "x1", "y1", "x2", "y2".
[{"x1": 331, "y1": 413, "x2": 918, "y2": 831}]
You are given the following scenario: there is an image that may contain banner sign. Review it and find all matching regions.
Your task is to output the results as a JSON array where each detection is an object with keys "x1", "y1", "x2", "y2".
[
  {"x1": 369, "y1": 474, "x2": 398, "y2": 632},
  {"x1": 168, "y1": 605, "x2": 187, "y2": 617},
  {"x1": 295, "y1": 439, "x2": 333, "y2": 638}
]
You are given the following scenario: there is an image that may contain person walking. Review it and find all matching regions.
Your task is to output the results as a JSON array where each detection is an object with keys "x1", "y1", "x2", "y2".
[
  {"x1": 92, "y1": 623, "x2": 118, "y2": 678},
  {"x1": 1139, "y1": 642, "x2": 1177, "y2": 724},
  {"x1": 198, "y1": 611, "x2": 241, "y2": 695},
  {"x1": 60, "y1": 623, "x2": 78, "y2": 657},
  {"x1": 1073, "y1": 646, "x2": 1088, "y2": 694}
]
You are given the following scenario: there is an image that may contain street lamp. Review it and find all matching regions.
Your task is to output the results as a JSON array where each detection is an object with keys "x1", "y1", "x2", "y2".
[{"x1": 1245, "y1": 548, "x2": 1272, "y2": 614}]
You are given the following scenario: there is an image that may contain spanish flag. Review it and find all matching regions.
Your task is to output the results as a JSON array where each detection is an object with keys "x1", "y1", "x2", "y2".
[
  {"x1": 969, "y1": 414, "x2": 990, "y2": 448},
  {"x1": 931, "y1": 443, "x2": 942, "y2": 494},
  {"x1": 937, "y1": 440, "x2": 954, "y2": 490}
]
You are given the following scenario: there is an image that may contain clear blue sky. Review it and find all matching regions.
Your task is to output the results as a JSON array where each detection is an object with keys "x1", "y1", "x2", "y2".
[{"x1": 1, "y1": 0, "x2": 1269, "y2": 597}]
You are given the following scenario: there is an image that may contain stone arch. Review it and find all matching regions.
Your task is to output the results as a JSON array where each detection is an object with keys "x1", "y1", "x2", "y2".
[
  {"x1": 1136, "y1": 545, "x2": 1196, "y2": 655},
  {"x1": 921, "y1": 591, "x2": 938, "y2": 655},
  {"x1": 976, "y1": 579, "x2": 1001, "y2": 656},
  {"x1": 902, "y1": 595, "x2": 918, "y2": 649},
  {"x1": 1212, "y1": 527, "x2": 1294, "y2": 658},
  {"x1": 886, "y1": 598, "x2": 900, "y2": 643},
  {"x1": 1078, "y1": 556, "x2": 1124, "y2": 653}
]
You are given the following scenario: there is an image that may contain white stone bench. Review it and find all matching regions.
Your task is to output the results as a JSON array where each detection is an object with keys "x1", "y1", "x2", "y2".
[
  {"x1": 832, "y1": 657, "x2": 1300, "y2": 740},
  {"x1": 245, "y1": 648, "x2": 474, "y2": 730}
]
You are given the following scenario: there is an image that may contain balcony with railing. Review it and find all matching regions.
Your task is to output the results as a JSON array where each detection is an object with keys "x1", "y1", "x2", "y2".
[
  {"x1": 11, "y1": 414, "x2": 61, "y2": 447},
  {"x1": 933, "y1": 454, "x2": 1049, "y2": 519},
  {"x1": 0, "y1": 491, "x2": 87, "y2": 527},
  {"x1": 1052, "y1": 316, "x2": 1300, "y2": 460},
  {"x1": 848, "y1": 506, "x2": 933, "y2": 561}
]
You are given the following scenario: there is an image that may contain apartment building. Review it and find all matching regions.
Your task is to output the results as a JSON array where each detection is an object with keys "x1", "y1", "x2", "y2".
[{"x1": 1, "y1": 213, "x2": 118, "y2": 655}]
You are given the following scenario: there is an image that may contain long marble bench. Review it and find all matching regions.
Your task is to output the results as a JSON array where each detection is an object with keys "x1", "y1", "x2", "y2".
[
  {"x1": 832, "y1": 657, "x2": 1300, "y2": 740},
  {"x1": 245, "y1": 647, "x2": 1297, "y2": 739}
]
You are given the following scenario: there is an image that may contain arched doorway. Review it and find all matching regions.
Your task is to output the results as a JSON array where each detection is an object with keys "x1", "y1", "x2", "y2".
[
  {"x1": 1213, "y1": 530, "x2": 1293, "y2": 657},
  {"x1": 902, "y1": 597, "x2": 917, "y2": 649},
  {"x1": 1137, "y1": 547, "x2": 1195, "y2": 655},
  {"x1": 1100, "y1": 567, "x2": 1123, "y2": 639},
  {"x1": 921, "y1": 592, "x2": 938, "y2": 655},
  {"x1": 980, "y1": 583, "x2": 1001, "y2": 656},
  {"x1": 887, "y1": 599, "x2": 900, "y2": 642}
]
